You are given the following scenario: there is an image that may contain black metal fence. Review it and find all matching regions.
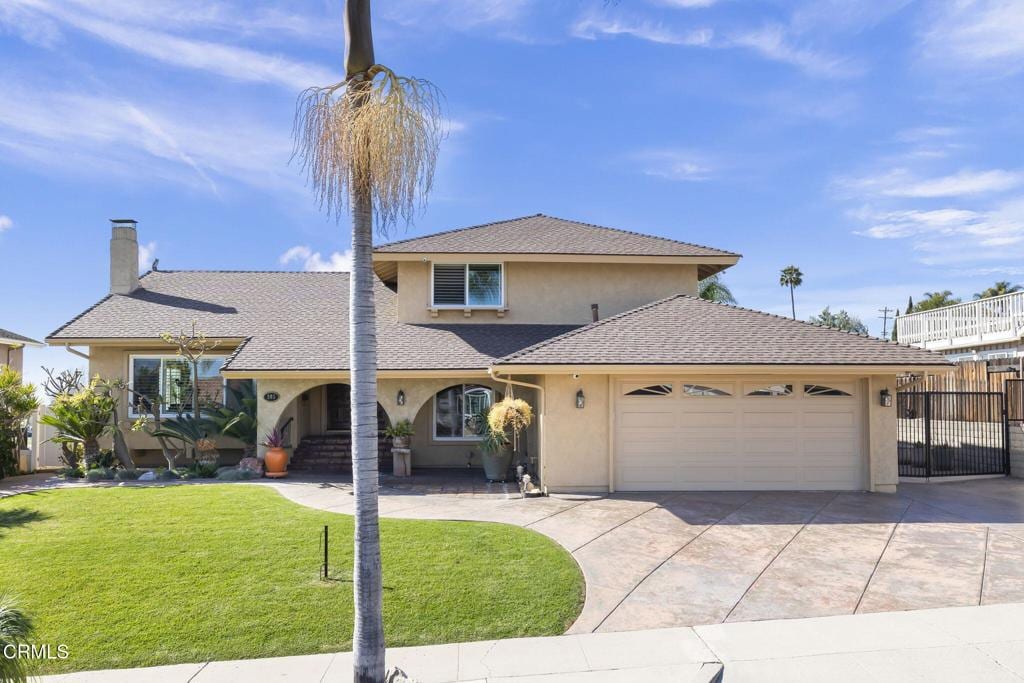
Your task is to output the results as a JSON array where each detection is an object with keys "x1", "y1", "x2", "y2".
[{"x1": 898, "y1": 391, "x2": 1009, "y2": 477}]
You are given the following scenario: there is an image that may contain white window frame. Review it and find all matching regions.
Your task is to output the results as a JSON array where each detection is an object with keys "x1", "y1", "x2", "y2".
[
  {"x1": 430, "y1": 262, "x2": 505, "y2": 309},
  {"x1": 128, "y1": 353, "x2": 228, "y2": 418},
  {"x1": 432, "y1": 384, "x2": 495, "y2": 441}
]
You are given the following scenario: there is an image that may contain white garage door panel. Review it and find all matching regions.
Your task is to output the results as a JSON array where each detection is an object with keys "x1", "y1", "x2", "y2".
[{"x1": 615, "y1": 378, "x2": 865, "y2": 491}]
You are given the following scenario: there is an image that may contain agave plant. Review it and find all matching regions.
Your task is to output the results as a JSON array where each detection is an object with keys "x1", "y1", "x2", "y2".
[{"x1": 0, "y1": 594, "x2": 34, "y2": 683}]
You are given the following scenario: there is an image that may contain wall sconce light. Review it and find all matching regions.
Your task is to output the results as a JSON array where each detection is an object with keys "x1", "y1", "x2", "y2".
[
  {"x1": 397, "y1": 390, "x2": 406, "y2": 406},
  {"x1": 879, "y1": 389, "x2": 892, "y2": 407},
  {"x1": 575, "y1": 389, "x2": 585, "y2": 409}
]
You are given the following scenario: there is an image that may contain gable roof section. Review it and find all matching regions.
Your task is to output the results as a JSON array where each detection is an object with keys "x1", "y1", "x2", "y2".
[
  {"x1": 0, "y1": 328, "x2": 41, "y2": 346},
  {"x1": 375, "y1": 214, "x2": 738, "y2": 258},
  {"x1": 497, "y1": 295, "x2": 951, "y2": 368},
  {"x1": 47, "y1": 271, "x2": 576, "y2": 372}
]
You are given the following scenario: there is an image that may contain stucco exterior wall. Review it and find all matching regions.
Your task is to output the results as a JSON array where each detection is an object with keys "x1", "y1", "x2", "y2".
[
  {"x1": 1, "y1": 344, "x2": 24, "y2": 374},
  {"x1": 88, "y1": 345, "x2": 245, "y2": 463},
  {"x1": 395, "y1": 260, "x2": 699, "y2": 324},
  {"x1": 867, "y1": 374, "x2": 898, "y2": 493},
  {"x1": 540, "y1": 373, "x2": 611, "y2": 493}
]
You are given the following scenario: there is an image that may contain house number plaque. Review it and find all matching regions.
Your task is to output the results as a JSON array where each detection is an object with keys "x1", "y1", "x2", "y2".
[{"x1": 263, "y1": 392, "x2": 280, "y2": 402}]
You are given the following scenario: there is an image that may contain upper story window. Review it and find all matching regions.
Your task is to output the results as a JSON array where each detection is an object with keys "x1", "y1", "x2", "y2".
[
  {"x1": 432, "y1": 264, "x2": 503, "y2": 308},
  {"x1": 130, "y1": 355, "x2": 228, "y2": 417}
]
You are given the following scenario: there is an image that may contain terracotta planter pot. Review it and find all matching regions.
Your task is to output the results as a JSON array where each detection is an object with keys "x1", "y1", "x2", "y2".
[{"x1": 264, "y1": 447, "x2": 288, "y2": 479}]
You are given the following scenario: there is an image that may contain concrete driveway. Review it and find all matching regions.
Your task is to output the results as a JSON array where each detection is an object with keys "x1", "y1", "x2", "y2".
[{"x1": 265, "y1": 475, "x2": 1024, "y2": 634}]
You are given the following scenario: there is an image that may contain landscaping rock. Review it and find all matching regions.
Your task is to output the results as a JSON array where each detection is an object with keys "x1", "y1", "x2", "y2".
[
  {"x1": 138, "y1": 471, "x2": 157, "y2": 481},
  {"x1": 238, "y1": 457, "x2": 264, "y2": 476}
]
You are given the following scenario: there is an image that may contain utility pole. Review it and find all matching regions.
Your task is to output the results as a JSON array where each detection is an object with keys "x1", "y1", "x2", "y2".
[{"x1": 879, "y1": 306, "x2": 894, "y2": 338}]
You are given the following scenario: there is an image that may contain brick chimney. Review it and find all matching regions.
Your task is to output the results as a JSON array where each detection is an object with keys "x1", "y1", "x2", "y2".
[{"x1": 109, "y1": 219, "x2": 139, "y2": 295}]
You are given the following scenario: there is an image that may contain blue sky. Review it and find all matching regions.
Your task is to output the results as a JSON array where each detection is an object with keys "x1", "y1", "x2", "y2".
[{"x1": 2, "y1": 0, "x2": 1023, "y2": 388}]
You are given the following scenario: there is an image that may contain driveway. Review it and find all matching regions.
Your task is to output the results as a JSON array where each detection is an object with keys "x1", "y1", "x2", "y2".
[
  {"x1": 7, "y1": 471, "x2": 1024, "y2": 632},
  {"x1": 265, "y1": 475, "x2": 1024, "y2": 634}
]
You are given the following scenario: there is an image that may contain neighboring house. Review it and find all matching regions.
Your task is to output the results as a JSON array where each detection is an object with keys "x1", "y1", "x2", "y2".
[
  {"x1": 47, "y1": 216, "x2": 948, "y2": 493},
  {"x1": 0, "y1": 328, "x2": 42, "y2": 375},
  {"x1": 896, "y1": 292, "x2": 1024, "y2": 363}
]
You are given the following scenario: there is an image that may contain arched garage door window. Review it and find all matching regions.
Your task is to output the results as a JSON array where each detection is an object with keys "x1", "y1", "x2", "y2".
[{"x1": 434, "y1": 384, "x2": 496, "y2": 440}]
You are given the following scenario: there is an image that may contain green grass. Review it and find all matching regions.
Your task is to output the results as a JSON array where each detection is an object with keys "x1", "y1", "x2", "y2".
[{"x1": 0, "y1": 485, "x2": 584, "y2": 675}]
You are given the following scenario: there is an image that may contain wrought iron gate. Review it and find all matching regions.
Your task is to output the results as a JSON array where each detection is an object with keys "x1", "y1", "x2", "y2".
[{"x1": 898, "y1": 391, "x2": 1009, "y2": 477}]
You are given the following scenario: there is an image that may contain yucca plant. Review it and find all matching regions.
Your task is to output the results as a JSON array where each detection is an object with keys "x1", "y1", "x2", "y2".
[{"x1": 0, "y1": 594, "x2": 34, "y2": 683}]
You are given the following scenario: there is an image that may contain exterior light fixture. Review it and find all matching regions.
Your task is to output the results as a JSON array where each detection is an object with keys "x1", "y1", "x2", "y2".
[
  {"x1": 397, "y1": 390, "x2": 406, "y2": 406},
  {"x1": 879, "y1": 389, "x2": 892, "y2": 407},
  {"x1": 575, "y1": 389, "x2": 585, "y2": 409}
]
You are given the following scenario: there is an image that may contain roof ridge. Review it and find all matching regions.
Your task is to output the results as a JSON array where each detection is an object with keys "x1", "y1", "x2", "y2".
[
  {"x1": 374, "y1": 214, "x2": 545, "y2": 250},
  {"x1": 499, "y1": 294, "x2": 688, "y2": 362},
  {"x1": 670, "y1": 294, "x2": 926, "y2": 348},
  {"x1": 374, "y1": 213, "x2": 740, "y2": 257}
]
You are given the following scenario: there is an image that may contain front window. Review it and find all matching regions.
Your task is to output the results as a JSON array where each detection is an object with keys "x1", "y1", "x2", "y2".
[
  {"x1": 130, "y1": 356, "x2": 226, "y2": 416},
  {"x1": 434, "y1": 384, "x2": 495, "y2": 439},
  {"x1": 432, "y1": 264, "x2": 503, "y2": 308}
]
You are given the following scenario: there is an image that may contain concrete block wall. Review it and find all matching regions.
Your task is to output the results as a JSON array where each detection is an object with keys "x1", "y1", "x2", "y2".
[{"x1": 1011, "y1": 422, "x2": 1024, "y2": 479}]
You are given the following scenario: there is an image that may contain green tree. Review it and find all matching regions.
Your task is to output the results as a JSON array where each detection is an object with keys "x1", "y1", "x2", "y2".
[
  {"x1": 779, "y1": 265, "x2": 803, "y2": 319},
  {"x1": 0, "y1": 366, "x2": 39, "y2": 479},
  {"x1": 292, "y1": 1, "x2": 444, "y2": 679},
  {"x1": 698, "y1": 274, "x2": 737, "y2": 304},
  {"x1": 808, "y1": 307, "x2": 869, "y2": 334},
  {"x1": 913, "y1": 291, "x2": 961, "y2": 312},
  {"x1": 39, "y1": 379, "x2": 117, "y2": 469},
  {"x1": 974, "y1": 281, "x2": 1022, "y2": 299}
]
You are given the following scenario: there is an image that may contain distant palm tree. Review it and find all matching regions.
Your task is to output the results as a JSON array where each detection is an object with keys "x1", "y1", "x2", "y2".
[
  {"x1": 779, "y1": 265, "x2": 803, "y2": 319},
  {"x1": 974, "y1": 281, "x2": 1022, "y2": 299},
  {"x1": 698, "y1": 274, "x2": 736, "y2": 304},
  {"x1": 914, "y1": 290, "x2": 960, "y2": 312}
]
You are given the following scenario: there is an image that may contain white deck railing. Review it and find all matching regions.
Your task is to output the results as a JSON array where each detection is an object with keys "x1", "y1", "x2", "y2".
[{"x1": 896, "y1": 290, "x2": 1024, "y2": 351}]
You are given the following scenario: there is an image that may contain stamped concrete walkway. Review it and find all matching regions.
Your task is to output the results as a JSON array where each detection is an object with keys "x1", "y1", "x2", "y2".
[
  {"x1": 264, "y1": 474, "x2": 1024, "y2": 633},
  {"x1": 5, "y1": 472, "x2": 1024, "y2": 632}
]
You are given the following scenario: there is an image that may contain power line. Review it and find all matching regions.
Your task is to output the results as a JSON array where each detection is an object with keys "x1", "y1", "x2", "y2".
[{"x1": 879, "y1": 306, "x2": 894, "y2": 338}]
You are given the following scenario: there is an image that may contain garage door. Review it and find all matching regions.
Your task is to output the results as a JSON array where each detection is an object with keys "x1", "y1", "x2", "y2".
[{"x1": 614, "y1": 378, "x2": 865, "y2": 491}]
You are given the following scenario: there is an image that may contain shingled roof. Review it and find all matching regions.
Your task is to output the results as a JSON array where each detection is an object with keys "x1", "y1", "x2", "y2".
[
  {"x1": 374, "y1": 214, "x2": 738, "y2": 258},
  {"x1": 47, "y1": 271, "x2": 576, "y2": 372},
  {"x1": 0, "y1": 328, "x2": 41, "y2": 346},
  {"x1": 498, "y1": 295, "x2": 951, "y2": 367}
]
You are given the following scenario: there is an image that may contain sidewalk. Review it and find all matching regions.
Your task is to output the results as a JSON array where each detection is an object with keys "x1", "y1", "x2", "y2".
[{"x1": 40, "y1": 603, "x2": 1024, "y2": 682}]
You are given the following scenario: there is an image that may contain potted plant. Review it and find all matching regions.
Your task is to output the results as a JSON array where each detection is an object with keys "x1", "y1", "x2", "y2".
[
  {"x1": 384, "y1": 419, "x2": 414, "y2": 449},
  {"x1": 262, "y1": 427, "x2": 288, "y2": 479},
  {"x1": 478, "y1": 419, "x2": 512, "y2": 482},
  {"x1": 479, "y1": 398, "x2": 534, "y2": 483}
]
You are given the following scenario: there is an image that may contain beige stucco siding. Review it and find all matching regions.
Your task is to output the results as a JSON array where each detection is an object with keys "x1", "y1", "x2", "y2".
[
  {"x1": 867, "y1": 374, "x2": 898, "y2": 493},
  {"x1": 395, "y1": 261, "x2": 699, "y2": 324},
  {"x1": 540, "y1": 373, "x2": 611, "y2": 493},
  {"x1": 88, "y1": 345, "x2": 246, "y2": 461},
  {"x1": 1, "y1": 344, "x2": 24, "y2": 374}
]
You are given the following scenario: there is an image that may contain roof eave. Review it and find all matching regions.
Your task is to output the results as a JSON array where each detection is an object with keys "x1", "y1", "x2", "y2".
[
  {"x1": 372, "y1": 252, "x2": 740, "y2": 264},
  {"x1": 490, "y1": 362, "x2": 955, "y2": 375}
]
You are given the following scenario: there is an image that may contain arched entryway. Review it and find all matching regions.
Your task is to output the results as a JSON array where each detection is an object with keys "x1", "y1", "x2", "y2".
[{"x1": 283, "y1": 383, "x2": 391, "y2": 474}]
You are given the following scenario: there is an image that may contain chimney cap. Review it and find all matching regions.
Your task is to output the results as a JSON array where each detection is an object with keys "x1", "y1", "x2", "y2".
[{"x1": 110, "y1": 218, "x2": 138, "y2": 226}]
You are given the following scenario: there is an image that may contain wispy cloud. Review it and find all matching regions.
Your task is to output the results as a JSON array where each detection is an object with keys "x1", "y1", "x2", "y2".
[
  {"x1": 571, "y1": 11, "x2": 857, "y2": 78},
  {"x1": 0, "y1": 215, "x2": 12, "y2": 232},
  {"x1": 0, "y1": 82, "x2": 298, "y2": 193},
  {"x1": 138, "y1": 241, "x2": 157, "y2": 271},
  {"x1": 280, "y1": 245, "x2": 353, "y2": 272},
  {"x1": 632, "y1": 150, "x2": 715, "y2": 181},
  {"x1": 655, "y1": 0, "x2": 720, "y2": 7},
  {"x1": 837, "y1": 168, "x2": 1023, "y2": 199},
  {"x1": 2, "y1": 0, "x2": 337, "y2": 90},
  {"x1": 921, "y1": 0, "x2": 1024, "y2": 74}
]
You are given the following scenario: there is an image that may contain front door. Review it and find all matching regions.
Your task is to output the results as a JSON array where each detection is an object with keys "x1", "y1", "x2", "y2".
[{"x1": 326, "y1": 384, "x2": 351, "y2": 432}]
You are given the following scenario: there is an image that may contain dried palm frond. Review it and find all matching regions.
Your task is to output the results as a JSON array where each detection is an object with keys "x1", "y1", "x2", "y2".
[{"x1": 293, "y1": 64, "x2": 445, "y2": 230}]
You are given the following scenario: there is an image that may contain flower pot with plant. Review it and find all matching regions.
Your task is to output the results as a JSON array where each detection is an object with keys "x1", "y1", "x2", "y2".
[
  {"x1": 384, "y1": 419, "x2": 414, "y2": 450},
  {"x1": 262, "y1": 428, "x2": 288, "y2": 478},
  {"x1": 480, "y1": 397, "x2": 534, "y2": 483}
]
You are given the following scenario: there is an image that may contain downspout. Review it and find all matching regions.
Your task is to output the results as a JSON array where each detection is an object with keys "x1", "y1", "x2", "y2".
[
  {"x1": 488, "y1": 367, "x2": 547, "y2": 495},
  {"x1": 62, "y1": 345, "x2": 91, "y2": 361}
]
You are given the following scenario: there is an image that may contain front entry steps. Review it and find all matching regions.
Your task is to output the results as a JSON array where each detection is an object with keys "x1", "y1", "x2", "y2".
[{"x1": 289, "y1": 434, "x2": 390, "y2": 473}]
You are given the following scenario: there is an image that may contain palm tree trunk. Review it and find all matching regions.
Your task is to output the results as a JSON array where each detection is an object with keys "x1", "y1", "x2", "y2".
[
  {"x1": 349, "y1": 188, "x2": 385, "y2": 682},
  {"x1": 789, "y1": 285, "x2": 796, "y2": 320},
  {"x1": 83, "y1": 438, "x2": 99, "y2": 468},
  {"x1": 344, "y1": 2, "x2": 384, "y2": 680}
]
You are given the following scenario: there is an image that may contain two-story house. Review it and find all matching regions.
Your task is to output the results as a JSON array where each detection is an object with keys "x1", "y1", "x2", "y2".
[
  {"x1": 47, "y1": 216, "x2": 948, "y2": 493},
  {"x1": 1, "y1": 328, "x2": 41, "y2": 375}
]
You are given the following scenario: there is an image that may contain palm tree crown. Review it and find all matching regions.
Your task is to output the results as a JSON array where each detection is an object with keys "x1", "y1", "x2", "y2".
[
  {"x1": 698, "y1": 274, "x2": 736, "y2": 305},
  {"x1": 779, "y1": 265, "x2": 803, "y2": 319},
  {"x1": 975, "y1": 281, "x2": 1023, "y2": 299}
]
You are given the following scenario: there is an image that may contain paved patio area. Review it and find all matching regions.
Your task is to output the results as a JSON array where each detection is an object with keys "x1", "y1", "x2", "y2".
[
  {"x1": 265, "y1": 473, "x2": 1024, "y2": 632},
  {"x1": 5, "y1": 470, "x2": 1024, "y2": 632}
]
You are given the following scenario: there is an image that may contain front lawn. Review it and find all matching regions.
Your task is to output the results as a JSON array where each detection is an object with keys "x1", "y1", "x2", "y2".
[{"x1": 0, "y1": 485, "x2": 583, "y2": 675}]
